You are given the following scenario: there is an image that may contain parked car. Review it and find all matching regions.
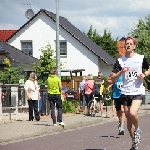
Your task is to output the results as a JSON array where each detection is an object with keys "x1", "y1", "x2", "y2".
[{"x1": 62, "y1": 87, "x2": 79, "y2": 100}]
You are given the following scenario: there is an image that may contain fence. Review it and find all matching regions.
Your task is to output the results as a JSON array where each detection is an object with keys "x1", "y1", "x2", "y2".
[
  {"x1": 0, "y1": 84, "x2": 50, "y2": 121},
  {"x1": 0, "y1": 84, "x2": 149, "y2": 122},
  {"x1": 1, "y1": 85, "x2": 26, "y2": 107}
]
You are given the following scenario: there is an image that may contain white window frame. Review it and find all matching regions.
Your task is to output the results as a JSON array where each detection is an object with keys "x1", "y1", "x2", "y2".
[
  {"x1": 20, "y1": 41, "x2": 33, "y2": 56},
  {"x1": 55, "y1": 40, "x2": 67, "y2": 57}
]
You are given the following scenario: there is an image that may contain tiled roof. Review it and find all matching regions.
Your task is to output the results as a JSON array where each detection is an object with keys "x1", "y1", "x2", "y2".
[
  {"x1": 0, "y1": 41, "x2": 39, "y2": 64},
  {"x1": 6, "y1": 9, "x2": 116, "y2": 65},
  {"x1": 0, "y1": 30, "x2": 17, "y2": 42}
]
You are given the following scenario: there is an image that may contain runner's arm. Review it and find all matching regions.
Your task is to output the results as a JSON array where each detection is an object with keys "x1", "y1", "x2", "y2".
[
  {"x1": 107, "y1": 60, "x2": 123, "y2": 84},
  {"x1": 142, "y1": 57, "x2": 150, "y2": 76}
]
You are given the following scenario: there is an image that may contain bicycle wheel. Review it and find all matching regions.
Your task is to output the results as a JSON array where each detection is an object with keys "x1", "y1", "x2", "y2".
[{"x1": 89, "y1": 100, "x2": 95, "y2": 116}]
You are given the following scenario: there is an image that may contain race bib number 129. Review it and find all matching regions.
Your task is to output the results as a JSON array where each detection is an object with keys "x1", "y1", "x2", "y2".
[{"x1": 125, "y1": 70, "x2": 138, "y2": 80}]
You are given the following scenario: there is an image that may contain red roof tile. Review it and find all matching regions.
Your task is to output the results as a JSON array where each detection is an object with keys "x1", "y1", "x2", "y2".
[{"x1": 0, "y1": 30, "x2": 17, "y2": 42}]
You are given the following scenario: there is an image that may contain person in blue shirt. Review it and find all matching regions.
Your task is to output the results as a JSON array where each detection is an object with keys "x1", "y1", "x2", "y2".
[
  {"x1": 78, "y1": 76, "x2": 87, "y2": 112},
  {"x1": 108, "y1": 76, "x2": 125, "y2": 135}
]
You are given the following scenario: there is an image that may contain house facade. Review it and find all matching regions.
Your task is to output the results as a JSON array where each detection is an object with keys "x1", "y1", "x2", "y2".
[
  {"x1": 7, "y1": 9, "x2": 115, "y2": 77},
  {"x1": 0, "y1": 41, "x2": 38, "y2": 72}
]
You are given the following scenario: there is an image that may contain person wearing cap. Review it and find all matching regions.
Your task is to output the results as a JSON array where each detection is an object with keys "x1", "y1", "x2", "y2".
[
  {"x1": 47, "y1": 69, "x2": 65, "y2": 127},
  {"x1": 107, "y1": 37, "x2": 150, "y2": 150}
]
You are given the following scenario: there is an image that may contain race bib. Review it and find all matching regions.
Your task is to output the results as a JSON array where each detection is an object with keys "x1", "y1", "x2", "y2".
[
  {"x1": 117, "y1": 82, "x2": 123, "y2": 89},
  {"x1": 125, "y1": 69, "x2": 138, "y2": 80}
]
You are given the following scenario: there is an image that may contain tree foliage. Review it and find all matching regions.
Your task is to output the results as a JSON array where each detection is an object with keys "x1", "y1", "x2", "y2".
[
  {"x1": 86, "y1": 25, "x2": 118, "y2": 58},
  {"x1": 33, "y1": 43, "x2": 64, "y2": 85},
  {"x1": 128, "y1": 15, "x2": 150, "y2": 89},
  {"x1": 0, "y1": 66, "x2": 23, "y2": 84},
  {"x1": 128, "y1": 15, "x2": 150, "y2": 62}
]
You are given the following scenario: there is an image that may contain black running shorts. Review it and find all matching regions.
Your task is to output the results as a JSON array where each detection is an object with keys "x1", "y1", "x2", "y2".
[
  {"x1": 114, "y1": 98, "x2": 121, "y2": 111},
  {"x1": 121, "y1": 94, "x2": 144, "y2": 106}
]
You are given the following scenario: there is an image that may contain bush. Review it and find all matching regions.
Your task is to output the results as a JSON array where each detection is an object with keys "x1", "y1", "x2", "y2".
[
  {"x1": 62, "y1": 100, "x2": 79, "y2": 113},
  {"x1": 104, "y1": 99, "x2": 112, "y2": 106}
]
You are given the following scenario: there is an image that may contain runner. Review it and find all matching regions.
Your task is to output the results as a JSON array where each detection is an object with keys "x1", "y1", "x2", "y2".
[
  {"x1": 107, "y1": 76, "x2": 125, "y2": 135},
  {"x1": 107, "y1": 37, "x2": 150, "y2": 150}
]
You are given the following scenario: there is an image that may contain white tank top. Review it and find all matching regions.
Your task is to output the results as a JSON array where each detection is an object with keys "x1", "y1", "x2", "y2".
[{"x1": 118, "y1": 53, "x2": 145, "y2": 95}]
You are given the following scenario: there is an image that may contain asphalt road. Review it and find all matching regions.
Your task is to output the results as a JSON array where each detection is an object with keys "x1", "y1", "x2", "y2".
[{"x1": 1, "y1": 114, "x2": 150, "y2": 150}]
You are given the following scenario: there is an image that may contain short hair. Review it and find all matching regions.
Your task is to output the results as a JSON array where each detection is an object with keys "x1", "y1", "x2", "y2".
[
  {"x1": 29, "y1": 72, "x2": 37, "y2": 80},
  {"x1": 98, "y1": 72, "x2": 103, "y2": 77},
  {"x1": 125, "y1": 37, "x2": 136, "y2": 45},
  {"x1": 50, "y1": 68, "x2": 56, "y2": 75},
  {"x1": 87, "y1": 74, "x2": 93, "y2": 80},
  {"x1": 82, "y1": 76, "x2": 87, "y2": 80}
]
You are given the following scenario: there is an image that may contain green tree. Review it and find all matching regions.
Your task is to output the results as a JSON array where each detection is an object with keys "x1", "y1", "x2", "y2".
[
  {"x1": 0, "y1": 67, "x2": 23, "y2": 84},
  {"x1": 128, "y1": 15, "x2": 150, "y2": 62},
  {"x1": 128, "y1": 15, "x2": 150, "y2": 89},
  {"x1": 86, "y1": 25, "x2": 118, "y2": 58},
  {"x1": 33, "y1": 43, "x2": 64, "y2": 85}
]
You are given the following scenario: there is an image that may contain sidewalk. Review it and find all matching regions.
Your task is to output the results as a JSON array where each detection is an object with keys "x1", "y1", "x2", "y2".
[{"x1": 0, "y1": 105, "x2": 150, "y2": 144}]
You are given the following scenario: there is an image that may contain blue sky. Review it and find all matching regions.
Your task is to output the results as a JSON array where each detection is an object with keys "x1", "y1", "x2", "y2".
[{"x1": 0, "y1": 0, "x2": 150, "y2": 39}]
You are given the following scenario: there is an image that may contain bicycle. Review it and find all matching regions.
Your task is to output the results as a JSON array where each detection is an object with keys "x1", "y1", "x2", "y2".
[
  {"x1": 89, "y1": 95, "x2": 100, "y2": 117},
  {"x1": 89, "y1": 92, "x2": 111, "y2": 117}
]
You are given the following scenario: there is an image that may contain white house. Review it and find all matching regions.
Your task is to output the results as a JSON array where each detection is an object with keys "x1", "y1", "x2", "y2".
[
  {"x1": 0, "y1": 41, "x2": 38, "y2": 72},
  {"x1": 6, "y1": 9, "x2": 115, "y2": 77}
]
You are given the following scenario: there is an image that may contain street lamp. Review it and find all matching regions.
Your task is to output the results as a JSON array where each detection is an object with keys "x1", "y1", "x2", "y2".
[{"x1": 56, "y1": 0, "x2": 61, "y2": 78}]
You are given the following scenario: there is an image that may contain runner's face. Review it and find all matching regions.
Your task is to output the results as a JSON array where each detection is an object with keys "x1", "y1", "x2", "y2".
[{"x1": 125, "y1": 39, "x2": 136, "y2": 53}]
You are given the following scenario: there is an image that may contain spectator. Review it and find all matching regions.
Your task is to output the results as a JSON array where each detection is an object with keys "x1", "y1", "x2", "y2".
[
  {"x1": 94, "y1": 72, "x2": 106, "y2": 117},
  {"x1": 47, "y1": 69, "x2": 65, "y2": 127},
  {"x1": 24, "y1": 72, "x2": 40, "y2": 121},
  {"x1": 84, "y1": 74, "x2": 94, "y2": 116},
  {"x1": 78, "y1": 76, "x2": 87, "y2": 112}
]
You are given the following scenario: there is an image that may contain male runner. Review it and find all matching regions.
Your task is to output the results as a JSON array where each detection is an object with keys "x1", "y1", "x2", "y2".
[
  {"x1": 107, "y1": 76, "x2": 125, "y2": 135},
  {"x1": 107, "y1": 37, "x2": 150, "y2": 150}
]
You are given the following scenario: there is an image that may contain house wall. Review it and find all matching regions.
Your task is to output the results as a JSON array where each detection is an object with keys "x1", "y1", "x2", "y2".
[
  {"x1": 8, "y1": 12, "x2": 111, "y2": 76},
  {"x1": 98, "y1": 59, "x2": 113, "y2": 77}
]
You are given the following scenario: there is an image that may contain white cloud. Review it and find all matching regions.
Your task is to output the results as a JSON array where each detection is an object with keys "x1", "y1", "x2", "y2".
[
  {"x1": 129, "y1": 1, "x2": 150, "y2": 12},
  {"x1": 0, "y1": 0, "x2": 150, "y2": 39},
  {"x1": 0, "y1": 24, "x2": 19, "y2": 29}
]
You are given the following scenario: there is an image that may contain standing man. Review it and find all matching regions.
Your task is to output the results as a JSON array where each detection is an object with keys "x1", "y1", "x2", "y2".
[
  {"x1": 107, "y1": 37, "x2": 150, "y2": 150},
  {"x1": 94, "y1": 72, "x2": 105, "y2": 117},
  {"x1": 47, "y1": 69, "x2": 65, "y2": 127},
  {"x1": 78, "y1": 76, "x2": 86, "y2": 112},
  {"x1": 107, "y1": 76, "x2": 125, "y2": 135}
]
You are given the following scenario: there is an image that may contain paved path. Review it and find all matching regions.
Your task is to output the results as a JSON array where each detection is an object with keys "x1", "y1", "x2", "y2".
[
  {"x1": 1, "y1": 114, "x2": 150, "y2": 150},
  {"x1": 0, "y1": 105, "x2": 150, "y2": 145}
]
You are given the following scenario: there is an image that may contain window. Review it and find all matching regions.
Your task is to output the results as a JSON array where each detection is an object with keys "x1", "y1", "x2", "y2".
[
  {"x1": 60, "y1": 41, "x2": 67, "y2": 56},
  {"x1": 21, "y1": 41, "x2": 33, "y2": 56}
]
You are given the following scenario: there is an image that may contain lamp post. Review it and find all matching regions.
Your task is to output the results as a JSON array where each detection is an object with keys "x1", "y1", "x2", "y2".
[{"x1": 56, "y1": 0, "x2": 61, "y2": 78}]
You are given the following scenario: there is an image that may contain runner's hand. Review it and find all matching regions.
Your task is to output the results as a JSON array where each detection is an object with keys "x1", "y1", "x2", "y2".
[
  {"x1": 137, "y1": 73, "x2": 145, "y2": 79},
  {"x1": 121, "y1": 67, "x2": 129, "y2": 73}
]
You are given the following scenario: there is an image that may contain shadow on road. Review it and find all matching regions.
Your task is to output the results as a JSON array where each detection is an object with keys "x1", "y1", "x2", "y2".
[
  {"x1": 33, "y1": 123, "x2": 51, "y2": 126},
  {"x1": 85, "y1": 149, "x2": 109, "y2": 150},
  {"x1": 94, "y1": 135, "x2": 120, "y2": 138}
]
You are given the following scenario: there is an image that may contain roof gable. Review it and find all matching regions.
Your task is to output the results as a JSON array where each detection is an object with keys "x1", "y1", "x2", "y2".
[
  {"x1": 6, "y1": 9, "x2": 116, "y2": 65},
  {"x1": 0, "y1": 41, "x2": 39, "y2": 64},
  {"x1": 0, "y1": 30, "x2": 17, "y2": 42}
]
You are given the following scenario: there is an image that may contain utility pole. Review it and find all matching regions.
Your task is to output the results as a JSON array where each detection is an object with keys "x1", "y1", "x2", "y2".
[{"x1": 56, "y1": 0, "x2": 61, "y2": 78}]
